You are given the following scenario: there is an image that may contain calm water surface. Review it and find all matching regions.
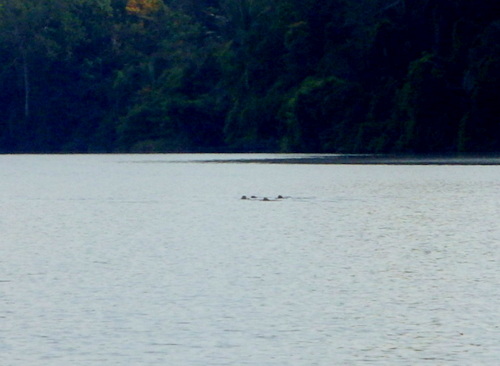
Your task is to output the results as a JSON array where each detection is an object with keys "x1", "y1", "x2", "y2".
[{"x1": 1, "y1": 154, "x2": 499, "y2": 365}]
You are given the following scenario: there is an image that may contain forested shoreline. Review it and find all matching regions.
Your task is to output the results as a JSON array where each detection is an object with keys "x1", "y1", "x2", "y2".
[{"x1": 1, "y1": 0, "x2": 499, "y2": 153}]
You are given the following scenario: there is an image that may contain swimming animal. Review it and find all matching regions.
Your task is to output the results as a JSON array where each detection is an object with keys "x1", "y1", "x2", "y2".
[
  {"x1": 241, "y1": 194, "x2": 288, "y2": 202},
  {"x1": 241, "y1": 195, "x2": 288, "y2": 201}
]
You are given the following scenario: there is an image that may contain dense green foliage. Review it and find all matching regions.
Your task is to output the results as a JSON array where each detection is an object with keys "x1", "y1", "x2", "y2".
[{"x1": 0, "y1": 0, "x2": 499, "y2": 153}]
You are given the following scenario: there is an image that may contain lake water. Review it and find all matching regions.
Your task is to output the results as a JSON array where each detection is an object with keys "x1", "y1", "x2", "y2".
[{"x1": 1, "y1": 154, "x2": 499, "y2": 365}]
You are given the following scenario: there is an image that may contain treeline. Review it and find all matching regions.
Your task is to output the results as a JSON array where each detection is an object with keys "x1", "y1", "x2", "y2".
[{"x1": 0, "y1": 0, "x2": 499, "y2": 153}]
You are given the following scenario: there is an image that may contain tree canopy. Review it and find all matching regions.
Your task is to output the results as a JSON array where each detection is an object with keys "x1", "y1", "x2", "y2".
[{"x1": 0, "y1": 0, "x2": 499, "y2": 153}]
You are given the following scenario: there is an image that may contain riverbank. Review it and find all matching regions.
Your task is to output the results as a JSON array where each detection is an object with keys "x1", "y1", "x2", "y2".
[{"x1": 202, "y1": 154, "x2": 500, "y2": 165}]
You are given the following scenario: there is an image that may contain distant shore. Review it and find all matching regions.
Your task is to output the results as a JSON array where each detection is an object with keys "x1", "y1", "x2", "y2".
[{"x1": 202, "y1": 154, "x2": 500, "y2": 165}]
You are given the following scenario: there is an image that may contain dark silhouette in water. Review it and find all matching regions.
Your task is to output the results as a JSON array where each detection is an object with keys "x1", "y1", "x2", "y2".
[{"x1": 241, "y1": 195, "x2": 288, "y2": 201}]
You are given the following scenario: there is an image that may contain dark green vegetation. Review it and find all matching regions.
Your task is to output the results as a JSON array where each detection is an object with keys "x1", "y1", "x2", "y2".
[{"x1": 1, "y1": 0, "x2": 499, "y2": 153}]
